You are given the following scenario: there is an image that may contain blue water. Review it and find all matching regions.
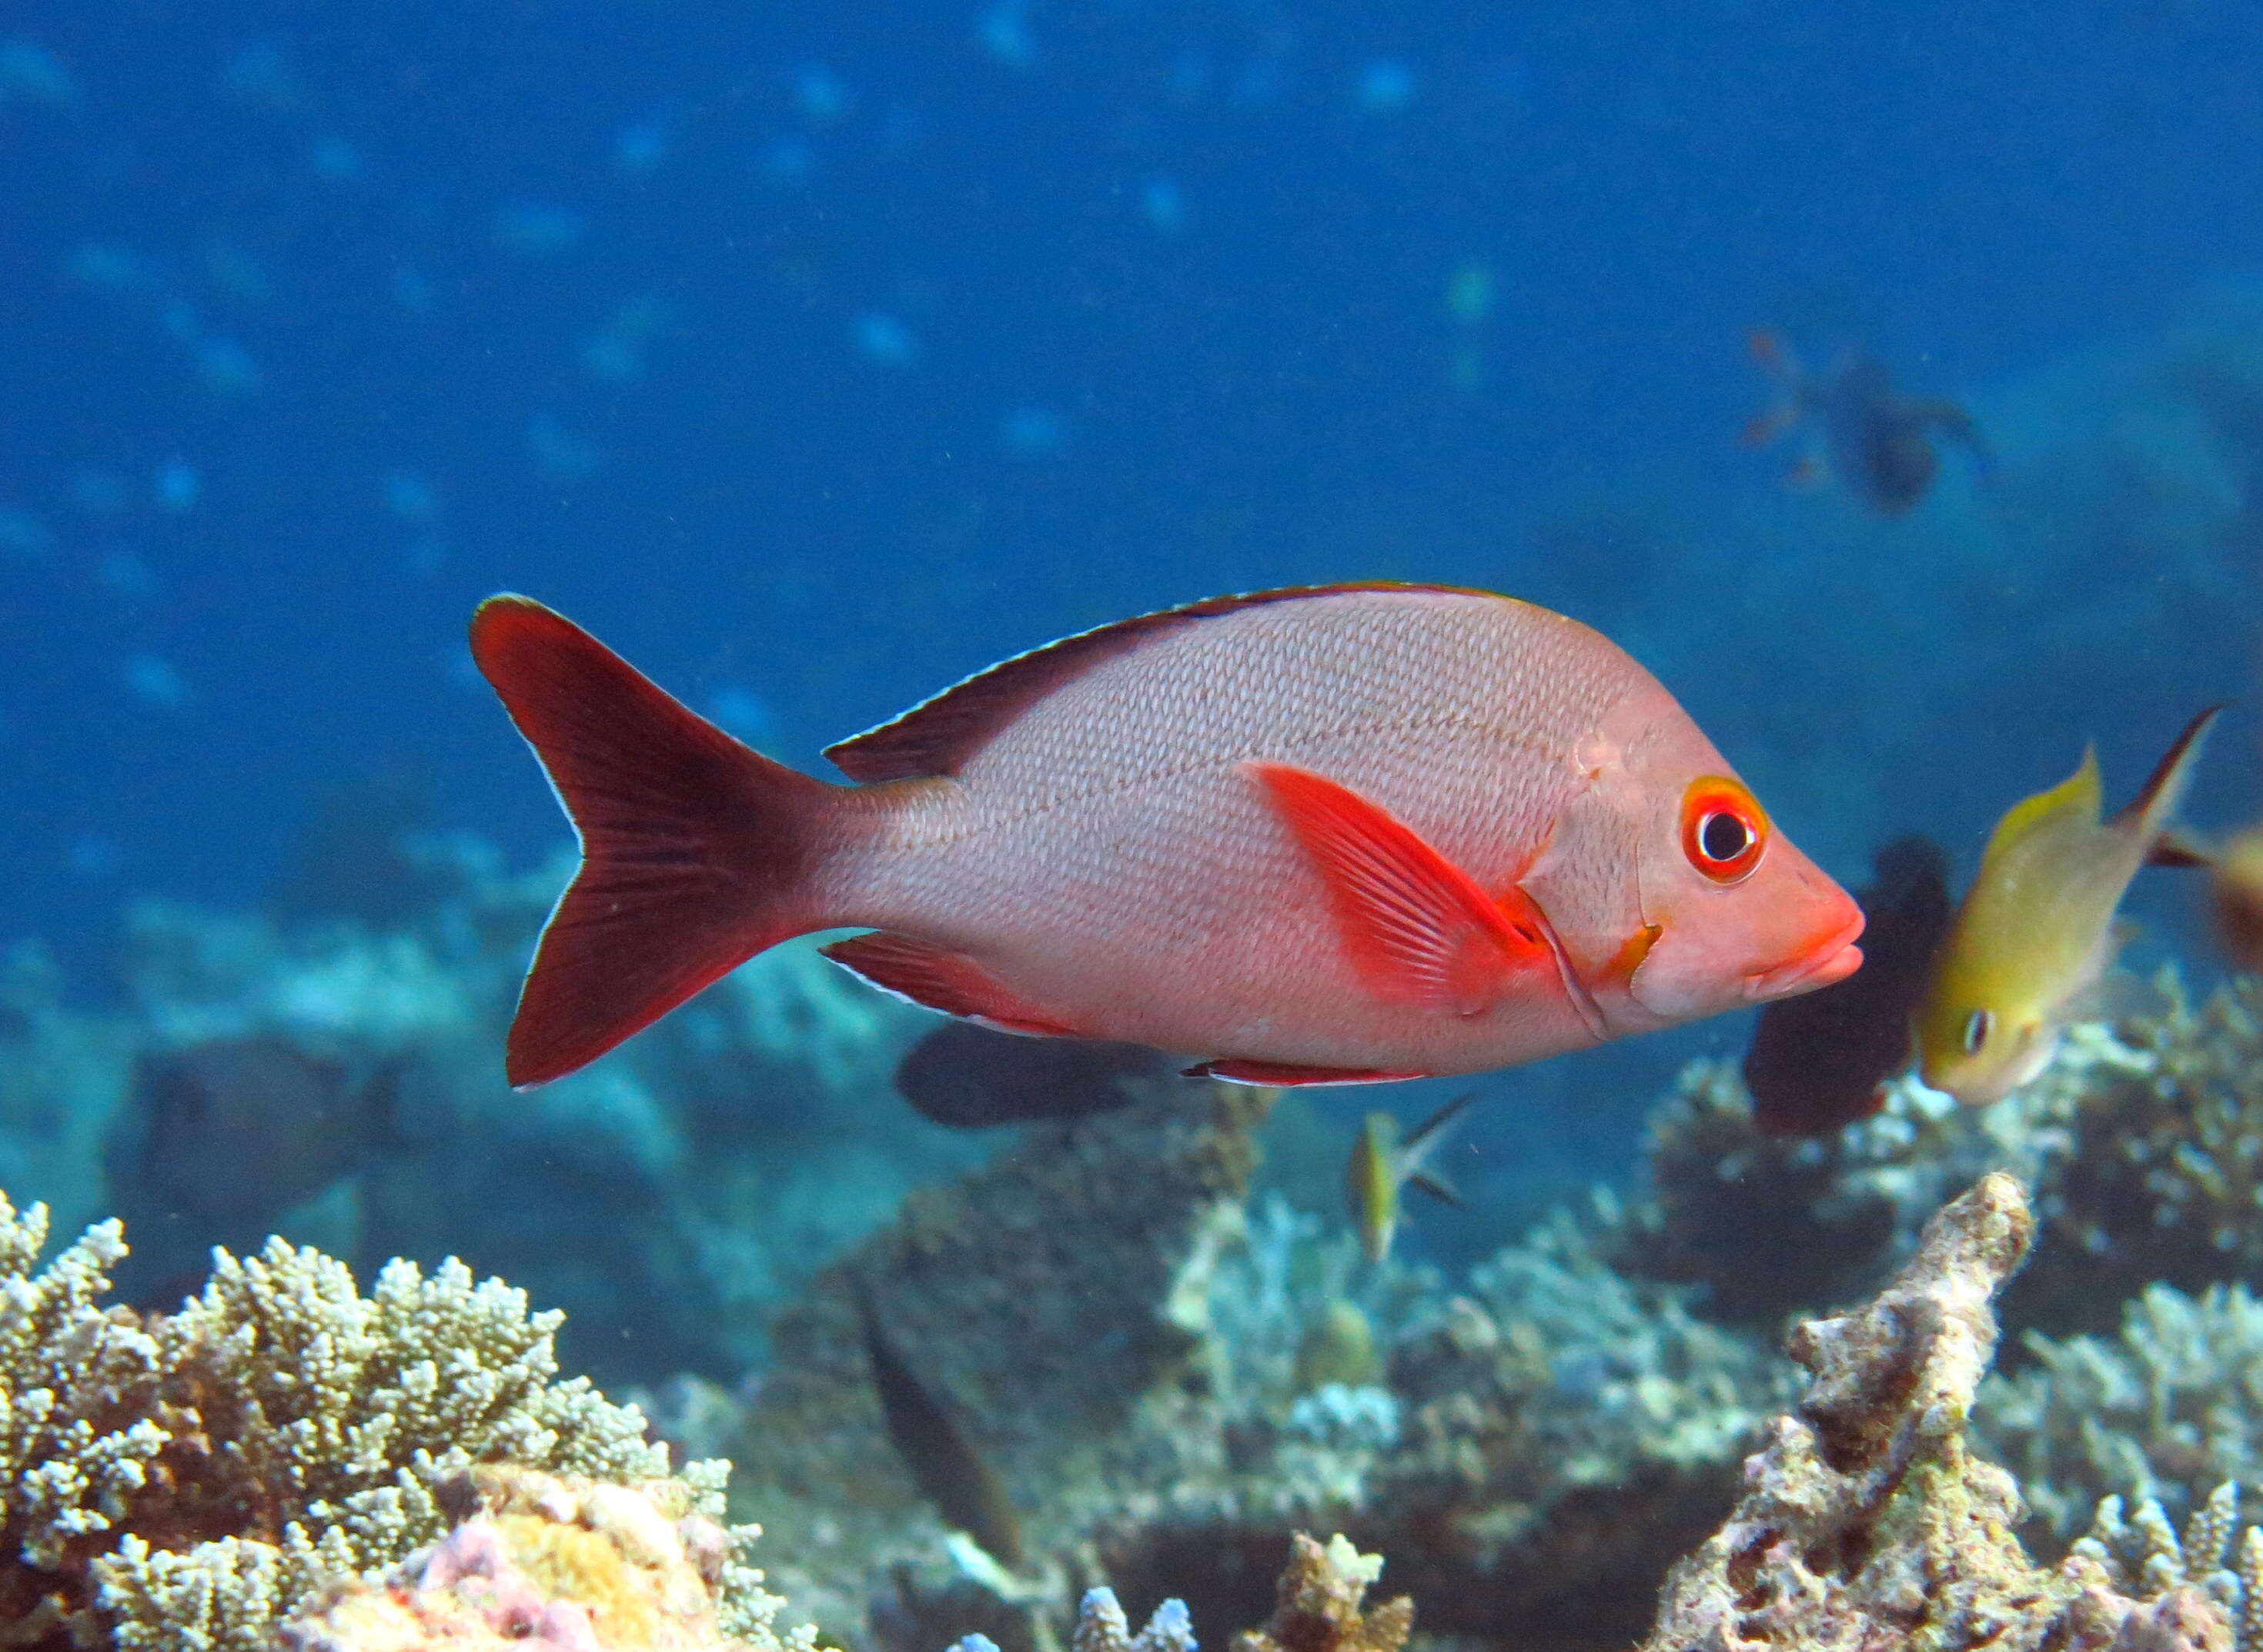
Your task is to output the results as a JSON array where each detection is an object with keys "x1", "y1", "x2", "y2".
[{"x1": 6, "y1": 2, "x2": 2263, "y2": 1272}]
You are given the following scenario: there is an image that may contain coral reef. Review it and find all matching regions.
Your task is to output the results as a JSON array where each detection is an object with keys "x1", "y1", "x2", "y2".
[
  {"x1": 1977, "y1": 1282, "x2": 2263, "y2": 1540},
  {"x1": 0, "y1": 1189, "x2": 773, "y2": 1651},
  {"x1": 1610, "y1": 972, "x2": 2263, "y2": 1344},
  {"x1": 1355, "y1": 1206, "x2": 1793, "y2": 1650},
  {"x1": 4, "y1": 831, "x2": 984, "y2": 1386},
  {"x1": 1227, "y1": 1533, "x2": 1410, "y2": 1652},
  {"x1": 1603, "y1": 1054, "x2": 2054, "y2": 1329},
  {"x1": 1640, "y1": 1172, "x2": 2231, "y2": 1652},
  {"x1": 720, "y1": 1078, "x2": 1274, "y2": 1652},
  {"x1": 1068, "y1": 1585, "x2": 1199, "y2": 1652},
  {"x1": 280, "y1": 1465, "x2": 807, "y2": 1652},
  {"x1": 725, "y1": 1085, "x2": 1793, "y2": 1652},
  {"x1": 2067, "y1": 1483, "x2": 2263, "y2": 1652}
]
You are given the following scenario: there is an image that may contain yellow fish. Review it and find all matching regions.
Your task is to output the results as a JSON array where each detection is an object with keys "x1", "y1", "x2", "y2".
[
  {"x1": 1915, "y1": 708, "x2": 2219, "y2": 1105},
  {"x1": 1346, "y1": 1092, "x2": 1478, "y2": 1263}
]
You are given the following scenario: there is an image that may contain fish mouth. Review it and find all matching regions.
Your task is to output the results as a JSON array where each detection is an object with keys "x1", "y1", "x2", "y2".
[{"x1": 1743, "y1": 914, "x2": 1866, "y2": 1002}]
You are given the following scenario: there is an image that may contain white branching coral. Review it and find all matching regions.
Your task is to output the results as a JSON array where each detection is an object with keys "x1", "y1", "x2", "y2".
[
  {"x1": 0, "y1": 1189, "x2": 776, "y2": 1651},
  {"x1": 1977, "y1": 1280, "x2": 2263, "y2": 1538},
  {"x1": 2075, "y1": 1484, "x2": 2263, "y2": 1652}
]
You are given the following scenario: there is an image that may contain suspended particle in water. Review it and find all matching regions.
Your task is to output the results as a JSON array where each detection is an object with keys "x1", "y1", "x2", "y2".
[
  {"x1": 613, "y1": 121, "x2": 667, "y2": 174},
  {"x1": 1353, "y1": 59, "x2": 1416, "y2": 114},
  {"x1": 1445, "y1": 261, "x2": 1496, "y2": 326},
  {"x1": 155, "y1": 456, "x2": 200, "y2": 512},
  {"x1": 854, "y1": 313, "x2": 917, "y2": 364},
  {"x1": 978, "y1": 2, "x2": 1037, "y2": 68},
  {"x1": 66, "y1": 242, "x2": 154, "y2": 296},
  {"x1": 383, "y1": 470, "x2": 436, "y2": 521},
  {"x1": 491, "y1": 202, "x2": 586, "y2": 255},
  {"x1": 219, "y1": 39, "x2": 309, "y2": 110},
  {"x1": 704, "y1": 684, "x2": 779, "y2": 746},
  {"x1": 309, "y1": 135, "x2": 364, "y2": 182},
  {"x1": 0, "y1": 39, "x2": 82, "y2": 110},
  {"x1": 122, "y1": 654, "x2": 189, "y2": 711},
  {"x1": 763, "y1": 136, "x2": 815, "y2": 184},
  {"x1": 1140, "y1": 176, "x2": 1185, "y2": 235},
  {"x1": 195, "y1": 337, "x2": 261, "y2": 396},
  {"x1": 391, "y1": 266, "x2": 434, "y2": 313},
  {"x1": 99, "y1": 550, "x2": 160, "y2": 600},
  {"x1": 0, "y1": 506, "x2": 54, "y2": 557},
  {"x1": 528, "y1": 413, "x2": 599, "y2": 478},
  {"x1": 795, "y1": 65, "x2": 847, "y2": 122},
  {"x1": 1001, "y1": 406, "x2": 1067, "y2": 456}
]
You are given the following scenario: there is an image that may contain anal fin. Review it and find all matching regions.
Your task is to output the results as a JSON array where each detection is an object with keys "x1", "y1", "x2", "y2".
[
  {"x1": 821, "y1": 932, "x2": 1078, "y2": 1037},
  {"x1": 1185, "y1": 1058, "x2": 1427, "y2": 1088}
]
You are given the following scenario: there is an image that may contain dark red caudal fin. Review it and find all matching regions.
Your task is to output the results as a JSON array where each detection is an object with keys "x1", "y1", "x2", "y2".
[{"x1": 470, "y1": 595, "x2": 835, "y2": 1089}]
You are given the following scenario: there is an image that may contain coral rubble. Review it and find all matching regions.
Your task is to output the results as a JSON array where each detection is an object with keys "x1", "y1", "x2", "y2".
[
  {"x1": 1640, "y1": 1172, "x2": 2231, "y2": 1652},
  {"x1": 0, "y1": 1189, "x2": 777, "y2": 1651}
]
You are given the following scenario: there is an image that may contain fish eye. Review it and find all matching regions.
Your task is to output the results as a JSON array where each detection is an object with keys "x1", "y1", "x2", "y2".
[
  {"x1": 1962, "y1": 1008, "x2": 1992, "y2": 1055},
  {"x1": 1700, "y1": 811, "x2": 1750, "y2": 862},
  {"x1": 1680, "y1": 777, "x2": 1769, "y2": 885}
]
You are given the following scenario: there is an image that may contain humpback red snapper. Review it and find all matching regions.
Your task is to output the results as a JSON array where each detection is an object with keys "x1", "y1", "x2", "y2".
[{"x1": 471, "y1": 583, "x2": 1863, "y2": 1089}]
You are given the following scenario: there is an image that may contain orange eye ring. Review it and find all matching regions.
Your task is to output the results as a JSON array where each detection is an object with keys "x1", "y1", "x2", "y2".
[{"x1": 1680, "y1": 776, "x2": 1769, "y2": 885}]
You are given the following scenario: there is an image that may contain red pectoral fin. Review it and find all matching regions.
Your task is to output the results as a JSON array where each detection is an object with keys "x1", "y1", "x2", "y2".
[{"x1": 1247, "y1": 761, "x2": 1553, "y2": 1017}]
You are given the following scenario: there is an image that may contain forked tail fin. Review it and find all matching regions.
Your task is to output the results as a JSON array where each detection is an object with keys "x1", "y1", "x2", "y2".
[{"x1": 470, "y1": 595, "x2": 835, "y2": 1088}]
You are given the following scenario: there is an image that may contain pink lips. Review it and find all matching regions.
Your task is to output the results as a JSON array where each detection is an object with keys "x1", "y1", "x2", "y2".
[{"x1": 1744, "y1": 911, "x2": 1867, "y2": 1002}]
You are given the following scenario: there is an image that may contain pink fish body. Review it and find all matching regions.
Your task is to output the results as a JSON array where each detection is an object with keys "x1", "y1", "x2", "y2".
[{"x1": 473, "y1": 583, "x2": 1863, "y2": 1089}]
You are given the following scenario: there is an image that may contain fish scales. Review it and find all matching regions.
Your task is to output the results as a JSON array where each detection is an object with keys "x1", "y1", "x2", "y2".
[{"x1": 819, "y1": 590, "x2": 1647, "y2": 1067}]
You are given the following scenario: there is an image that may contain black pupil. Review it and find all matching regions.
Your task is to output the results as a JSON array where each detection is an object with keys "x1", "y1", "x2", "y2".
[{"x1": 1700, "y1": 811, "x2": 1749, "y2": 862}]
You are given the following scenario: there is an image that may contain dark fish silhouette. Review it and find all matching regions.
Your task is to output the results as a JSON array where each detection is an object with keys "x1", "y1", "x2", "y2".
[
  {"x1": 1745, "y1": 333, "x2": 1991, "y2": 517},
  {"x1": 894, "y1": 1020, "x2": 1171, "y2": 1127},
  {"x1": 1743, "y1": 837, "x2": 1954, "y2": 1136},
  {"x1": 852, "y1": 1279, "x2": 1025, "y2": 1570},
  {"x1": 135, "y1": 1035, "x2": 402, "y2": 1221}
]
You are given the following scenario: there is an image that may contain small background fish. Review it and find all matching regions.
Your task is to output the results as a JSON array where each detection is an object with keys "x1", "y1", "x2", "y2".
[
  {"x1": 1916, "y1": 708, "x2": 2217, "y2": 1105},
  {"x1": 125, "y1": 1035, "x2": 399, "y2": 1223},
  {"x1": 893, "y1": 1022, "x2": 1175, "y2": 1128},
  {"x1": 1745, "y1": 332, "x2": 1992, "y2": 516},
  {"x1": 851, "y1": 1276, "x2": 1025, "y2": 1570}
]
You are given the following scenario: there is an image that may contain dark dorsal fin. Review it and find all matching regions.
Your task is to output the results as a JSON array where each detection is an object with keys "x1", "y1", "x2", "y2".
[{"x1": 823, "y1": 580, "x2": 1497, "y2": 784}]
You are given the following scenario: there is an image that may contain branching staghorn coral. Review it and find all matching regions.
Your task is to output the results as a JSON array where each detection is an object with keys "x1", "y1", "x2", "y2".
[
  {"x1": 2069, "y1": 1483, "x2": 2263, "y2": 1652},
  {"x1": 1977, "y1": 1280, "x2": 2263, "y2": 1540},
  {"x1": 0, "y1": 1189, "x2": 777, "y2": 1651}
]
